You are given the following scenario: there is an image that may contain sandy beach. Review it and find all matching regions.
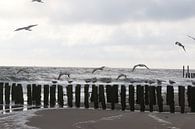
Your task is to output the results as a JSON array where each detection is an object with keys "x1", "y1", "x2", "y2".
[{"x1": 26, "y1": 108, "x2": 195, "y2": 129}]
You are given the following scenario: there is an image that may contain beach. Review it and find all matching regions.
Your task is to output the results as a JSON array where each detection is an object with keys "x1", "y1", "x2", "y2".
[{"x1": 26, "y1": 108, "x2": 195, "y2": 129}]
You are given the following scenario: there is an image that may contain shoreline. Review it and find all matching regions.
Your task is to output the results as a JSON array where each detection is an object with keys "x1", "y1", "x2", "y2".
[{"x1": 26, "y1": 108, "x2": 195, "y2": 129}]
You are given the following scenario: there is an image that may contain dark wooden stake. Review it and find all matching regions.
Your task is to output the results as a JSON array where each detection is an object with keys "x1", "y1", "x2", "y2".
[
  {"x1": 121, "y1": 85, "x2": 126, "y2": 111},
  {"x1": 156, "y1": 86, "x2": 163, "y2": 112},
  {"x1": 0, "y1": 82, "x2": 3, "y2": 110},
  {"x1": 178, "y1": 86, "x2": 185, "y2": 113},
  {"x1": 66, "y1": 85, "x2": 73, "y2": 107},
  {"x1": 58, "y1": 85, "x2": 64, "y2": 108},
  {"x1": 99, "y1": 85, "x2": 106, "y2": 110},
  {"x1": 84, "y1": 84, "x2": 89, "y2": 108},
  {"x1": 50, "y1": 85, "x2": 56, "y2": 108},
  {"x1": 75, "y1": 84, "x2": 81, "y2": 108},
  {"x1": 129, "y1": 85, "x2": 135, "y2": 111},
  {"x1": 44, "y1": 85, "x2": 49, "y2": 108}
]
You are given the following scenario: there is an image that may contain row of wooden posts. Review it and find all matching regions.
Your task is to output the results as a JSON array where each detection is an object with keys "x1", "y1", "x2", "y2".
[{"x1": 0, "y1": 82, "x2": 195, "y2": 113}]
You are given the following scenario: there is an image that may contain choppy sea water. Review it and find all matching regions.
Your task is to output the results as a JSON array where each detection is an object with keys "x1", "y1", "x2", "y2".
[
  {"x1": 0, "y1": 66, "x2": 194, "y2": 86},
  {"x1": 0, "y1": 66, "x2": 195, "y2": 129}
]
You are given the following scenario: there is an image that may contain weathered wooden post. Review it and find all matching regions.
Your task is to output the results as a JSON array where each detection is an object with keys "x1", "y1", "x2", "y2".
[
  {"x1": 156, "y1": 86, "x2": 163, "y2": 112},
  {"x1": 58, "y1": 85, "x2": 64, "y2": 108},
  {"x1": 136, "y1": 85, "x2": 141, "y2": 104},
  {"x1": 187, "y1": 85, "x2": 192, "y2": 107},
  {"x1": 113, "y1": 84, "x2": 119, "y2": 103},
  {"x1": 167, "y1": 85, "x2": 175, "y2": 113},
  {"x1": 75, "y1": 84, "x2": 81, "y2": 108},
  {"x1": 44, "y1": 85, "x2": 49, "y2": 108},
  {"x1": 99, "y1": 85, "x2": 106, "y2": 110},
  {"x1": 106, "y1": 85, "x2": 112, "y2": 103},
  {"x1": 14, "y1": 84, "x2": 24, "y2": 111},
  {"x1": 66, "y1": 85, "x2": 73, "y2": 107},
  {"x1": 129, "y1": 85, "x2": 135, "y2": 111},
  {"x1": 90, "y1": 85, "x2": 95, "y2": 102},
  {"x1": 149, "y1": 86, "x2": 155, "y2": 112},
  {"x1": 0, "y1": 82, "x2": 3, "y2": 110},
  {"x1": 50, "y1": 85, "x2": 56, "y2": 108},
  {"x1": 5, "y1": 83, "x2": 10, "y2": 111},
  {"x1": 93, "y1": 85, "x2": 99, "y2": 109},
  {"x1": 27, "y1": 84, "x2": 32, "y2": 106},
  {"x1": 36, "y1": 85, "x2": 41, "y2": 107},
  {"x1": 178, "y1": 86, "x2": 185, "y2": 113},
  {"x1": 11, "y1": 83, "x2": 17, "y2": 109},
  {"x1": 144, "y1": 85, "x2": 149, "y2": 105},
  {"x1": 190, "y1": 86, "x2": 195, "y2": 112},
  {"x1": 140, "y1": 86, "x2": 145, "y2": 112},
  {"x1": 121, "y1": 85, "x2": 126, "y2": 111},
  {"x1": 32, "y1": 84, "x2": 37, "y2": 105},
  {"x1": 84, "y1": 84, "x2": 89, "y2": 108}
]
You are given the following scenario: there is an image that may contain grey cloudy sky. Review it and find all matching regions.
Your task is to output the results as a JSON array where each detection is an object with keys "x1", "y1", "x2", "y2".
[{"x1": 0, "y1": 0, "x2": 195, "y2": 68}]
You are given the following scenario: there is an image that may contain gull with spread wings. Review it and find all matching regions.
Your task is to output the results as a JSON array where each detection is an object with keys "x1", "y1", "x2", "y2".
[
  {"x1": 57, "y1": 72, "x2": 70, "y2": 80},
  {"x1": 187, "y1": 35, "x2": 195, "y2": 41},
  {"x1": 116, "y1": 74, "x2": 127, "y2": 80},
  {"x1": 92, "y1": 66, "x2": 105, "y2": 74},
  {"x1": 132, "y1": 64, "x2": 150, "y2": 72},
  {"x1": 32, "y1": 0, "x2": 44, "y2": 3},
  {"x1": 14, "y1": 24, "x2": 38, "y2": 31},
  {"x1": 175, "y1": 41, "x2": 186, "y2": 52}
]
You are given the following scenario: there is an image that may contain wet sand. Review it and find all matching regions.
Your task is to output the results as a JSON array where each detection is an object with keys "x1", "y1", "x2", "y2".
[{"x1": 26, "y1": 108, "x2": 195, "y2": 129}]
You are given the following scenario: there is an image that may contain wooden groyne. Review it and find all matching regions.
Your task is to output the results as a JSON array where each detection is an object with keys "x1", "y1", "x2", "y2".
[{"x1": 0, "y1": 82, "x2": 195, "y2": 113}]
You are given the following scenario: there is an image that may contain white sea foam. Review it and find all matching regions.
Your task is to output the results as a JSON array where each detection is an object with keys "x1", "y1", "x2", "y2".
[{"x1": 0, "y1": 110, "x2": 39, "y2": 129}]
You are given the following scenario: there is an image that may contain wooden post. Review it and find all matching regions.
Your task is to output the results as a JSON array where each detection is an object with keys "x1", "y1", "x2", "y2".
[
  {"x1": 75, "y1": 84, "x2": 81, "y2": 108},
  {"x1": 136, "y1": 85, "x2": 141, "y2": 104},
  {"x1": 99, "y1": 85, "x2": 106, "y2": 110},
  {"x1": 84, "y1": 84, "x2": 89, "y2": 108},
  {"x1": 90, "y1": 85, "x2": 95, "y2": 102},
  {"x1": 187, "y1": 85, "x2": 192, "y2": 107},
  {"x1": 50, "y1": 85, "x2": 56, "y2": 108},
  {"x1": 17, "y1": 84, "x2": 24, "y2": 105},
  {"x1": 113, "y1": 84, "x2": 119, "y2": 103},
  {"x1": 36, "y1": 85, "x2": 41, "y2": 107},
  {"x1": 183, "y1": 65, "x2": 185, "y2": 78},
  {"x1": 32, "y1": 84, "x2": 36, "y2": 105},
  {"x1": 66, "y1": 85, "x2": 73, "y2": 107},
  {"x1": 58, "y1": 85, "x2": 64, "y2": 108},
  {"x1": 93, "y1": 85, "x2": 99, "y2": 109},
  {"x1": 140, "y1": 86, "x2": 145, "y2": 112},
  {"x1": 27, "y1": 84, "x2": 32, "y2": 106},
  {"x1": 106, "y1": 85, "x2": 112, "y2": 103},
  {"x1": 144, "y1": 85, "x2": 149, "y2": 105},
  {"x1": 5, "y1": 83, "x2": 10, "y2": 111},
  {"x1": 190, "y1": 87, "x2": 195, "y2": 112},
  {"x1": 149, "y1": 86, "x2": 155, "y2": 112},
  {"x1": 167, "y1": 85, "x2": 175, "y2": 113},
  {"x1": 0, "y1": 82, "x2": 3, "y2": 110},
  {"x1": 129, "y1": 85, "x2": 135, "y2": 111},
  {"x1": 11, "y1": 83, "x2": 16, "y2": 109},
  {"x1": 156, "y1": 86, "x2": 163, "y2": 112},
  {"x1": 178, "y1": 86, "x2": 185, "y2": 113},
  {"x1": 44, "y1": 85, "x2": 49, "y2": 108},
  {"x1": 121, "y1": 85, "x2": 126, "y2": 111}
]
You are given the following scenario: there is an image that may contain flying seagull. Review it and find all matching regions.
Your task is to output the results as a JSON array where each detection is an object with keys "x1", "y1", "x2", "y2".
[
  {"x1": 175, "y1": 42, "x2": 186, "y2": 52},
  {"x1": 116, "y1": 74, "x2": 127, "y2": 80},
  {"x1": 14, "y1": 24, "x2": 38, "y2": 31},
  {"x1": 57, "y1": 72, "x2": 70, "y2": 80},
  {"x1": 32, "y1": 0, "x2": 44, "y2": 3},
  {"x1": 92, "y1": 66, "x2": 105, "y2": 74},
  {"x1": 16, "y1": 68, "x2": 29, "y2": 74},
  {"x1": 132, "y1": 64, "x2": 150, "y2": 72},
  {"x1": 187, "y1": 35, "x2": 195, "y2": 41}
]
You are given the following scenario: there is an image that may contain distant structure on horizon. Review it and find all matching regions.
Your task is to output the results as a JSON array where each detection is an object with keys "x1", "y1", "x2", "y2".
[{"x1": 32, "y1": 0, "x2": 44, "y2": 3}]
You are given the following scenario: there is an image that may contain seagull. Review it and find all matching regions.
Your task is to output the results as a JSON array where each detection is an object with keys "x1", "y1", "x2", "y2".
[
  {"x1": 32, "y1": 0, "x2": 44, "y2": 3},
  {"x1": 14, "y1": 24, "x2": 38, "y2": 31},
  {"x1": 57, "y1": 72, "x2": 70, "y2": 80},
  {"x1": 132, "y1": 64, "x2": 150, "y2": 72},
  {"x1": 16, "y1": 68, "x2": 29, "y2": 74},
  {"x1": 156, "y1": 79, "x2": 166, "y2": 85},
  {"x1": 116, "y1": 74, "x2": 127, "y2": 80},
  {"x1": 92, "y1": 66, "x2": 105, "y2": 74},
  {"x1": 169, "y1": 80, "x2": 176, "y2": 85},
  {"x1": 175, "y1": 42, "x2": 186, "y2": 52},
  {"x1": 187, "y1": 35, "x2": 195, "y2": 41}
]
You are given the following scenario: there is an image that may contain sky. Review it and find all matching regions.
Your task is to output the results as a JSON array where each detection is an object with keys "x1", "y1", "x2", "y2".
[{"x1": 0, "y1": 0, "x2": 195, "y2": 69}]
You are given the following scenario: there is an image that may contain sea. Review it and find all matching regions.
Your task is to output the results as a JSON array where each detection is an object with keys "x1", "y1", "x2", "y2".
[{"x1": 0, "y1": 66, "x2": 195, "y2": 129}]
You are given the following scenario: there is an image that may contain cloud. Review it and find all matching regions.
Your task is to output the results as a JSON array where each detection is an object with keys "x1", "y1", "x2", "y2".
[{"x1": 48, "y1": 0, "x2": 195, "y2": 24}]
